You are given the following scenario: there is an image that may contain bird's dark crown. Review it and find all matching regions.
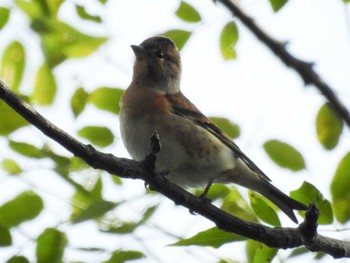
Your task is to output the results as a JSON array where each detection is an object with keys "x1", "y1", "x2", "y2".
[{"x1": 140, "y1": 36, "x2": 176, "y2": 51}]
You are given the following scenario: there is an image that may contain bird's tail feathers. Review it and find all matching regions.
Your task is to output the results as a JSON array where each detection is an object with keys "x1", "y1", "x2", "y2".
[{"x1": 223, "y1": 168, "x2": 307, "y2": 223}]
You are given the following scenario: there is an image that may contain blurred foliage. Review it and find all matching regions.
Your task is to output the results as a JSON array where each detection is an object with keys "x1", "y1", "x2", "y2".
[
  {"x1": 0, "y1": 0, "x2": 348, "y2": 262},
  {"x1": 316, "y1": 103, "x2": 343, "y2": 150},
  {"x1": 263, "y1": 140, "x2": 306, "y2": 171}
]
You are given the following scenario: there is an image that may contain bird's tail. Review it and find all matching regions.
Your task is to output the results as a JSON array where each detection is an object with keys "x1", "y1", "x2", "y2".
[
  {"x1": 223, "y1": 165, "x2": 307, "y2": 223},
  {"x1": 253, "y1": 180, "x2": 307, "y2": 223}
]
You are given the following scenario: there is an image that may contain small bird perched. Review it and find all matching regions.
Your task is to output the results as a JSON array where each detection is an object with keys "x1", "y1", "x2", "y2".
[{"x1": 119, "y1": 36, "x2": 307, "y2": 223}]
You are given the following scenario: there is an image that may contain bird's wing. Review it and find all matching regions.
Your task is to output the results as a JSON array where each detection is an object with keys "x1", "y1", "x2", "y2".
[{"x1": 166, "y1": 92, "x2": 271, "y2": 182}]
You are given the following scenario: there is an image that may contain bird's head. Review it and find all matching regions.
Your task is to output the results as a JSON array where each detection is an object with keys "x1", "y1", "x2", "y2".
[{"x1": 131, "y1": 36, "x2": 182, "y2": 94}]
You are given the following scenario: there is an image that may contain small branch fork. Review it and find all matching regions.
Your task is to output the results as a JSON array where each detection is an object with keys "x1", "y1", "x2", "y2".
[
  {"x1": 218, "y1": 0, "x2": 350, "y2": 128},
  {"x1": 1, "y1": 80, "x2": 350, "y2": 258}
]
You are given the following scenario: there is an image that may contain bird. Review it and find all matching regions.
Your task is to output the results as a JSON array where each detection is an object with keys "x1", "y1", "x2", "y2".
[{"x1": 119, "y1": 36, "x2": 307, "y2": 223}]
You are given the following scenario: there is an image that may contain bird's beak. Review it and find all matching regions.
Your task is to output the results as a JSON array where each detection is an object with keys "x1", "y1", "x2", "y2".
[{"x1": 131, "y1": 45, "x2": 146, "y2": 59}]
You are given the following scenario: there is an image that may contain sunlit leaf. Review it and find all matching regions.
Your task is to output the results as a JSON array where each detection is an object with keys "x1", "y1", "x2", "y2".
[
  {"x1": 31, "y1": 19, "x2": 107, "y2": 67},
  {"x1": 70, "y1": 87, "x2": 89, "y2": 117},
  {"x1": 0, "y1": 7, "x2": 10, "y2": 30},
  {"x1": 171, "y1": 227, "x2": 245, "y2": 248},
  {"x1": 246, "y1": 240, "x2": 278, "y2": 263},
  {"x1": 331, "y1": 152, "x2": 350, "y2": 223},
  {"x1": 33, "y1": 64, "x2": 57, "y2": 105},
  {"x1": 263, "y1": 140, "x2": 305, "y2": 171},
  {"x1": 72, "y1": 200, "x2": 117, "y2": 224},
  {"x1": 291, "y1": 181, "x2": 333, "y2": 224},
  {"x1": 15, "y1": 0, "x2": 42, "y2": 18},
  {"x1": 209, "y1": 117, "x2": 240, "y2": 139},
  {"x1": 0, "y1": 41, "x2": 25, "y2": 92},
  {"x1": 78, "y1": 126, "x2": 114, "y2": 147},
  {"x1": 89, "y1": 87, "x2": 124, "y2": 115},
  {"x1": 249, "y1": 191, "x2": 280, "y2": 226},
  {"x1": 90, "y1": 176, "x2": 103, "y2": 200},
  {"x1": 288, "y1": 247, "x2": 309, "y2": 258},
  {"x1": 0, "y1": 225, "x2": 11, "y2": 246},
  {"x1": 221, "y1": 187, "x2": 257, "y2": 222},
  {"x1": 269, "y1": 0, "x2": 288, "y2": 12},
  {"x1": 101, "y1": 205, "x2": 157, "y2": 234},
  {"x1": 47, "y1": 0, "x2": 64, "y2": 17},
  {"x1": 9, "y1": 141, "x2": 45, "y2": 158},
  {"x1": 0, "y1": 191, "x2": 44, "y2": 228},
  {"x1": 36, "y1": 228, "x2": 67, "y2": 263},
  {"x1": 175, "y1": 1, "x2": 201, "y2": 23},
  {"x1": 6, "y1": 256, "x2": 30, "y2": 263},
  {"x1": 104, "y1": 250, "x2": 145, "y2": 263},
  {"x1": 162, "y1": 30, "x2": 191, "y2": 50},
  {"x1": 0, "y1": 101, "x2": 28, "y2": 135},
  {"x1": 1, "y1": 159, "x2": 22, "y2": 175},
  {"x1": 76, "y1": 4, "x2": 102, "y2": 23},
  {"x1": 220, "y1": 21, "x2": 238, "y2": 60},
  {"x1": 316, "y1": 103, "x2": 343, "y2": 150}
]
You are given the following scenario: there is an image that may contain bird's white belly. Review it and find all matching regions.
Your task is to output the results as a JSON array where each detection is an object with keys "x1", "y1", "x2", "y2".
[{"x1": 120, "y1": 111, "x2": 235, "y2": 188}]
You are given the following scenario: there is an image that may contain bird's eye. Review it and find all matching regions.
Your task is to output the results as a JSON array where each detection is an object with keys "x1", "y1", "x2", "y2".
[{"x1": 155, "y1": 50, "x2": 164, "y2": 59}]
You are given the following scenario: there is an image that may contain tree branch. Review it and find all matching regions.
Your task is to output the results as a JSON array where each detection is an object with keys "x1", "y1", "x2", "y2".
[
  {"x1": 218, "y1": 0, "x2": 350, "y2": 128},
  {"x1": 1, "y1": 79, "x2": 350, "y2": 258}
]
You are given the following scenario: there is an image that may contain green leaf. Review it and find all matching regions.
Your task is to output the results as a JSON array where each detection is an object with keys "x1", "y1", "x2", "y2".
[
  {"x1": 0, "y1": 191, "x2": 44, "y2": 228},
  {"x1": 1, "y1": 159, "x2": 22, "y2": 175},
  {"x1": 0, "y1": 7, "x2": 10, "y2": 30},
  {"x1": 291, "y1": 181, "x2": 333, "y2": 224},
  {"x1": 269, "y1": 0, "x2": 288, "y2": 12},
  {"x1": 101, "y1": 205, "x2": 157, "y2": 234},
  {"x1": 0, "y1": 41, "x2": 25, "y2": 92},
  {"x1": 0, "y1": 225, "x2": 12, "y2": 246},
  {"x1": 36, "y1": 228, "x2": 67, "y2": 263},
  {"x1": 6, "y1": 256, "x2": 30, "y2": 263},
  {"x1": 263, "y1": 140, "x2": 305, "y2": 171},
  {"x1": 162, "y1": 30, "x2": 192, "y2": 50},
  {"x1": 89, "y1": 87, "x2": 124, "y2": 114},
  {"x1": 46, "y1": 0, "x2": 64, "y2": 17},
  {"x1": 221, "y1": 187, "x2": 257, "y2": 222},
  {"x1": 33, "y1": 64, "x2": 57, "y2": 105},
  {"x1": 209, "y1": 117, "x2": 240, "y2": 139},
  {"x1": 171, "y1": 227, "x2": 246, "y2": 248},
  {"x1": 220, "y1": 21, "x2": 239, "y2": 60},
  {"x1": 76, "y1": 5, "x2": 102, "y2": 23},
  {"x1": 9, "y1": 141, "x2": 45, "y2": 158},
  {"x1": 15, "y1": 0, "x2": 43, "y2": 18},
  {"x1": 70, "y1": 87, "x2": 89, "y2": 117},
  {"x1": 0, "y1": 100, "x2": 28, "y2": 135},
  {"x1": 78, "y1": 126, "x2": 114, "y2": 147},
  {"x1": 72, "y1": 200, "x2": 117, "y2": 224},
  {"x1": 32, "y1": 19, "x2": 107, "y2": 67},
  {"x1": 175, "y1": 1, "x2": 201, "y2": 23},
  {"x1": 90, "y1": 176, "x2": 103, "y2": 200},
  {"x1": 288, "y1": 247, "x2": 309, "y2": 258},
  {"x1": 316, "y1": 103, "x2": 343, "y2": 150},
  {"x1": 139, "y1": 205, "x2": 158, "y2": 224},
  {"x1": 104, "y1": 250, "x2": 145, "y2": 263},
  {"x1": 249, "y1": 191, "x2": 280, "y2": 226},
  {"x1": 331, "y1": 152, "x2": 350, "y2": 223},
  {"x1": 246, "y1": 240, "x2": 277, "y2": 263}
]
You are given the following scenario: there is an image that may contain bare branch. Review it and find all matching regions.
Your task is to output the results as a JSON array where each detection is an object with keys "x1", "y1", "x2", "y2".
[
  {"x1": 218, "y1": 0, "x2": 350, "y2": 128},
  {"x1": 1, "y1": 79, "x2": 350, "y2": 258}
]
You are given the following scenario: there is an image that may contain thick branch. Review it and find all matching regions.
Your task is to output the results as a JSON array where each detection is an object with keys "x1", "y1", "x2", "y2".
[
  {"x1": 218, "y1": 0, "x2": 350, "y2": 128},
  {"x1": 1, "y1": 80, "x2": 350, "y2": 258}
]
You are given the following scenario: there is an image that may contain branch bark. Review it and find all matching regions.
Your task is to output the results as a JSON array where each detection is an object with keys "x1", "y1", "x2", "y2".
[
  {"x1": 218, "y1": 0, "x2": 350, "y2": 128},
  {"x1": 0, "y1": 79, "x2": 350, "y2": 258}
]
